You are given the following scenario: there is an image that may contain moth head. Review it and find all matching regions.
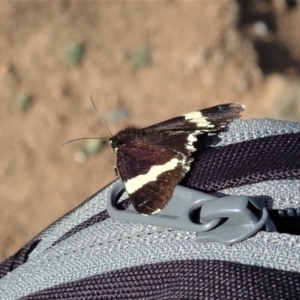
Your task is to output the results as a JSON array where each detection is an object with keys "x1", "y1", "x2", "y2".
[{"x1": 109, "y1": 138, "x2": 119, "y2": 154}]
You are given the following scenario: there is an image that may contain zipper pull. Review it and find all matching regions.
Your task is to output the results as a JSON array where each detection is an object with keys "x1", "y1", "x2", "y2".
[
  {"x1": 107, "y1": 181, "x2": 276, "y2": 245},
  {"x1": 196, "y1": 196, "x2": 276, "y2": 245}
]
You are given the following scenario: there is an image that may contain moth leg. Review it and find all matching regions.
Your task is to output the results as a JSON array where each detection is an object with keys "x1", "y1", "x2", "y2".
[{"x1": 114, "y1": 166, "x2": 119, "y2": 177}]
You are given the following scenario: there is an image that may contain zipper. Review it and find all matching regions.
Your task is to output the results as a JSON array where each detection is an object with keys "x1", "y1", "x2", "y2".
[
  {"x1": 107, "y1": 181, "x2": 278, "y2": 246},
  {"x1": 269, "y1": 209, "x2": 300, "y2": 235}
]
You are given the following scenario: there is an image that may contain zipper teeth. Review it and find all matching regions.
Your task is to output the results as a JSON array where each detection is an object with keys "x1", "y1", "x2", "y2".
[{"x1": 271, "y1": 208, "x2": 300, "y2": 218}]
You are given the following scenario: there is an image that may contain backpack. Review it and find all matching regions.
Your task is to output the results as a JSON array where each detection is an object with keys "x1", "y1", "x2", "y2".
[{"x1": 1, "y1": 118, "x2": 300, "y2": 299}]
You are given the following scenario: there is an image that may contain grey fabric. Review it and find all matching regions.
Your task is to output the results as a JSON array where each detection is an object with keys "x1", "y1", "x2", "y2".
[
  {"x1": 1, "y1": 194, "x2": 300, "y2": 299},
  {"x1": 215, "y1": 118, "x2": 300, "y2": 146},
  {"x1": 29, "y1": 188, "x2": 112, "y2": 259},
  {"x1": 0, "y1": 118, "x2": 299, "y2": 299},
  {"x1": 219, "y1": 180, "x2": 300, "y2": 209}
]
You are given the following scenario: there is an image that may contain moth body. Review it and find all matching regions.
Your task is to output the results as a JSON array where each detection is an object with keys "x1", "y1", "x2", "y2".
[{"x1": 109, "y1": 103, "x2": 244, "y2": 215}]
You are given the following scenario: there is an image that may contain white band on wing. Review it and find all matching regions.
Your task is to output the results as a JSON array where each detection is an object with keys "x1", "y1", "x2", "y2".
[{"x1": 124, "y1": 158, "x2": 180, "y2": 194}]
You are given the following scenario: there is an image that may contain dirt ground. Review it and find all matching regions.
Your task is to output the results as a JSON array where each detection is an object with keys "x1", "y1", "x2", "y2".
[{"x1": 1, "y1": 1, "x2": 300, "y2": 262}]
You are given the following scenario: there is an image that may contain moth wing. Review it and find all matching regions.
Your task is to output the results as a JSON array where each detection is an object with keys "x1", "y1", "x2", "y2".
[
  {"x1": 128, "y1": 164, "x2": 184, "y2": 215},
  {"x1": 116, "y1": 134, "x2": 192, "y2": 215},
  {"x1": 145, "y1": 103, "x2": 244, "y2": 133}
]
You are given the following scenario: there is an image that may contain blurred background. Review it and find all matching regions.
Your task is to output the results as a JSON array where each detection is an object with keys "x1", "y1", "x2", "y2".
[{"x1": 1, "y1": 1, "x2": 300, "y2": 261}]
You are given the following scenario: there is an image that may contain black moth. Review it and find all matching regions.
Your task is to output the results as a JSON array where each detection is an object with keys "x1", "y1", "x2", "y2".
[{"x1": 109, "y1": 103, "x2": 244, "y2": 215}]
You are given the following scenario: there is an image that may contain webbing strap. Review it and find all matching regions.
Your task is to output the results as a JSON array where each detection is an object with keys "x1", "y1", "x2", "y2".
[
  {"x1": 21, "y1": 259, "x2": 300, "y2": 300},
  {"x1": 183, "y1": 132, "x2": 300, "y2": 191}
]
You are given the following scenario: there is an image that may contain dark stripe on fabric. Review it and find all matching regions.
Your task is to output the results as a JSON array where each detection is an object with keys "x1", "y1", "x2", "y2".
[
  {"x1": 0, "y1": 240, "x2": 40, "y2": 280},
  {"x1": 183, "y1": 132, "x2": 300, "y2": 191},
  {"x1": 52, "y1": 210, "x2": 109, "y2": 246},
  {"x1": 21, "y1": 259, "x2": 300, "y2": 300}
]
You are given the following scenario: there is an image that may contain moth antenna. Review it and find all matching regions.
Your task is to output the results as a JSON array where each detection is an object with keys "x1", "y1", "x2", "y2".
[
  {"x1": 62, "y1": 137, "x2": 108, "y2": 147},
  {"x1": 90, "y1": 95, "x2": 113, "y2": 137}
]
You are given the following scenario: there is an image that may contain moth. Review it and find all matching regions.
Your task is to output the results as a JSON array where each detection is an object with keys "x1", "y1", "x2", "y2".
[{"x1": 108, "y1": 103, "x2": 244, "y2": 215}]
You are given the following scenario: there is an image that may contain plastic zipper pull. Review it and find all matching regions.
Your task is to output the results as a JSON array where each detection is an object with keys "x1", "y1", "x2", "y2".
[
  {"x1": 107, "y1": 181, "x2": 276, "y2": 245},
  {"x1": 196, "y1": 196, "x2": 276, "y2": 245}
]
